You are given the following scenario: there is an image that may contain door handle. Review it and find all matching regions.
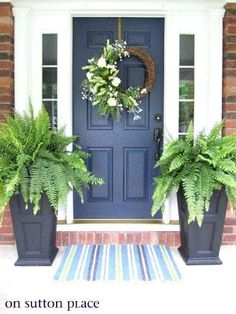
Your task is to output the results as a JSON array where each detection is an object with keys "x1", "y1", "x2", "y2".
[
  {"x1": 153, "y1": 127, "x2": 162, "y2": 142},
  {"x1": 153, "y1": 128, "x2": 162, "y2": 160}
]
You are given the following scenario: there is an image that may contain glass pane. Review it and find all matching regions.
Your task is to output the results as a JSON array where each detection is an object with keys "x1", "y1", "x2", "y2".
[
  {"x1": 42, "y1": 68, "x2": 57, "y2": 99},
  {"x1": 180, "y1": 35, "x2": 194, "y2": 66},
  {"x1": 179, "y1": 101, "x2": 194, "y2": 133},
  {"x1": 179, "y1": 68, "x2": 194, "y2": 99},
  {"x1": 43, "y1": 100, "x2": 57, "y2": 128},
  {"x1": 43, "y1": 34, "x2": 57, "y2": 65}
]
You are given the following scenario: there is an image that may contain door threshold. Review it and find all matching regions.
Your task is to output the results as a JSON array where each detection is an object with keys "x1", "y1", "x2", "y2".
[
  {"x1": 73, "y1": 219, "x2": 179, "y2": 224},
  {"x1": 57, "y1": 221, "x2": 180, "y2": 232}
]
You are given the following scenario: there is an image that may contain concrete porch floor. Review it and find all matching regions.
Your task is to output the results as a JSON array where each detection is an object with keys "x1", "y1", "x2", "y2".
[{"x1": 0, "y1": 245, "x2": 235, "y2": 314}]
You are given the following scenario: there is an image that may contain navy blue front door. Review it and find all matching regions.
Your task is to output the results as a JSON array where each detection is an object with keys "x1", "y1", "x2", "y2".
[{"x1": 73, "y1": 18, "x2": 164, "y2": 219}]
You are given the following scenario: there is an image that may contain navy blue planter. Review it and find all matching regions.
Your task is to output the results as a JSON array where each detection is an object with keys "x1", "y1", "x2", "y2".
[
  {"x1": 177, "y1": 187, "x2": 227, "y2": 265},
  {"x1": 9, "y1": 194, "x2": 58, "y2": 266}
]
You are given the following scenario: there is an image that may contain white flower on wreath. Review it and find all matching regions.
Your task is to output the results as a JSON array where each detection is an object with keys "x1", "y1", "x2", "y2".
[
  {"x1": 88, "y1": 58, "x2": 94, "y2": 64},
  {"x1": 111, "y1": 77, "x2": 121, "y2": 87},
  {"x1": 141, "y1": 88, "x2": 147, "y2": 95},
  {"x1": 108, "y1": 98, "x2": 117, "y2": 107},
  {"x1": 86, "y1": 72, "x2": 93, "y2": 80},
  {"x1": 97, "y1": 57, "x2": 106, "y2": 68},
  {"x1": 107, "y1": 64, "x2": 116, "y2": 70}
]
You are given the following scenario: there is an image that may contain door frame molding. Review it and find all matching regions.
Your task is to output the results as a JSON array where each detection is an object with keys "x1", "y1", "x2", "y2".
[{"x1": 13, "y1": 1, "x2": 224, "y2": 226}]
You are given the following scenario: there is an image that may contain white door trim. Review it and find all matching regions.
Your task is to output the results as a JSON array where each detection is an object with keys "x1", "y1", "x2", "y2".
[{"x1": 13, "y1": 1, "x2": 224, "y2": 227}]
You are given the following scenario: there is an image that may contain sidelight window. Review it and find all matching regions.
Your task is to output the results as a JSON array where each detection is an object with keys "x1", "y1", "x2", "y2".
[
  {"x1": 42, "y1": 34, "x2": 58, "y2": 128},
  {"x1": 179, "y1": 34, "x2": 194, "y2": 137}
]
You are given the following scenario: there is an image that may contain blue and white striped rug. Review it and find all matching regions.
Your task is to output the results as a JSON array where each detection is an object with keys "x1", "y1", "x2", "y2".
[{"x1": 54, "y1": 244, "x2": 181, "y2": 281}]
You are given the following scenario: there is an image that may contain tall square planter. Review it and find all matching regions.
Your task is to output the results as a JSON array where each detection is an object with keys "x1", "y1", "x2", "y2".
[
  {"x1": 9, "y1": 194, "x2": 58, "y2": 266},
  {"x1": 177, "y1": 187, "x2": 228, "y2": 265}
]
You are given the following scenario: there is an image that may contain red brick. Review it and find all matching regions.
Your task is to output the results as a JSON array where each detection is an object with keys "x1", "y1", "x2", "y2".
[
  {"x1": 2, "y1": 208, "x2": 11, "y2": 217},
  {"x1": 0, "y1": 16, "x2": 13, "y2": 26},
  {"x1": 0, "y1": 60, "x2": 13, "y2": 69},
  {"x1": 223, "y1": 226, "x2": 234, "y2": 234},
  {"x1": 223, "y1": 128, "x2": 236, "y2": 135},
  {"x1": 224, "y1": 44, "x2": 236, "y2": 53},
  {"x1": 0, "y1": 86, "x2": 13, "y2": 94},
  {"x1": 0, "y1": 111, "x2": 12, "y2": 121},
  {"x1": 150, "y1": 232, "x2": 159, "y2": 245},
  {"x1": 2, "y1": 217, "x2": 13, "y2": 226},
  {"x1": 0, "y1": 42, "x2": 13, "y2": 52},
  {"x1": 95, "y1": 232, "x2": 102, "y2": 244},
  {"x1": 158, "y1": 232, "x2": 167, "y2": 245},
  {"x1": 0, "y1": 7, "x2": 13, "y2": 16},
  {"x1": 224, "y1": 85, "x2": 236, "y2": 95},
  {"x1": 225, "y1": 217, "x2": 236, "y2": 225},
  {"x1": 223, "y1": 103, "x2": 236, "y2": 111},
  {"x1": 224, "y1": 120, "x2": 236, "y2": 128},
  {"x1": 222, "y1": 234, "x2": 236, "y2": 242},
  {"x1": 62, "y1": 232, "x2": 69, "y2": 246},
  {"x1": 221, "y1": 241, "x2": 233, "y2": 245},
  {"x1": 0, "y1": 26, "x2": 13, "y2": 36},
  {"x1": 87, "y1": 232, "x2": 95, "y2": 244},
  {"x1": 224, "y1": 112, "x2": 236, "y2": 119},
  {"x1": 0, "y1": 94, "x2": 13, "y2": 103},
  {"x1": 143, "y1": 232, "x2": 150, "y2": 244},
  {"x1": 0, "y1": 77, "x2": 12, "y2": 85},
  {"x1": 110, "y1": 232, "x2": 118, "y2": 244},
  {"x1": 127, "y1": 232, "x2": 135, "y2": 244},
  {"x1": 69, "y1": 232, "x2": 78, "y2": 244},
  {"x1": 0, "y1": 226, "x2": 13, "y2": 234},
  {"x1": 174, "y1": 233, "x2": 181, "y2": 246},
  {"x1": 224, "y1": 60, "x2": 236, "y2": 68},
  {"x1": 134, "y1": 232, "x2": 142, "y2": 244},
  {"x1": 225, "y1": 209, "x2": 236, "y2": 218},
  {"x1": 56, "y1": 232, "x2": 62, "y2": 246},
  {"x1": 78, "y1": 232, "x2": 86, "y2": 244},
  {"x1": 224, "y1": 77, "x2": 236, "y2": 85},
  {"x1": 225, "y1": 25, "x2": 236, "y2": 35},
  {"x1": 118, "y1": 232, "x2": 126, "y2": 244},
  {"x1": 224, "y1": 69, "x2": 236, "y2": 78},
  {"x1": 0, "y1": 234, "x2": 14, "y2": 242},
  {"x1": 167, "y1": 233, "x2": 175, "y2": 246},
  {"x1": 102, "y1": 232, "x2": 111, "y2": 244},
  {"x1": 224, "y1": 17, "x2": 236, "y2": 25},
  {"x1": 225, "y1": 3, "x2": 236, "y2": 11}
]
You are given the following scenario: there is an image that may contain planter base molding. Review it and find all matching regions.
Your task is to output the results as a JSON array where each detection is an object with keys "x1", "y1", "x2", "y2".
[
  {"x1": 178, "y1": 246, "x2": 222, "y2": 265},
  {"x1": 14, "y1": 247, "x2": 58, "y2": 266}
]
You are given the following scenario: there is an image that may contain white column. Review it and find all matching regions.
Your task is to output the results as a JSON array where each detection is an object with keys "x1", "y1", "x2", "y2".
[
  {"x1": 13, "y1": 8, "x2": 31, "y2": 114},
  {"x1": 162, "y1": 12, "x2": 179, "y2": 224},
  {"x1": 57, "y1": 12, "x2": 73, "y2": 223},
  {"x1": 206, "y1": 9, "x2": 225, "y2": 132},
  {"x1": 163, "y1": 12, "x2": 179, "y2": 143}
]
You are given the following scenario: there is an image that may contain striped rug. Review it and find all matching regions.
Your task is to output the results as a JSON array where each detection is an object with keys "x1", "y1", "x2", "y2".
[{"x1": 54, "y1": 244, "x2": 181, "y2": 281}]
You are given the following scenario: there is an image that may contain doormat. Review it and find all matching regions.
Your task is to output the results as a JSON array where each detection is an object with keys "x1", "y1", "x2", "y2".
[{"x1": 54, "y1": 245, "x2": 181, "y2": 281}]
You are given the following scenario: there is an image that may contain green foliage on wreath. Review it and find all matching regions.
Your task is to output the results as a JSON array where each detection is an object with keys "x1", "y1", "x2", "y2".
[
  {"x1": 151, "y1": 122, "x2": 236, "y2": 226},
  {"x1": 0, "y1": 105, "x2": 103, "y2": 222},
  {"x1": 81, "y1": 40, "x2": 146, "y2": 120}
]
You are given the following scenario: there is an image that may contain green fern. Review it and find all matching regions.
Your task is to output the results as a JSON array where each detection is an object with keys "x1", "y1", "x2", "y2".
[
  {"x1": 0, "y1": 105, "x2": 103, "y2": 222},
  {"x1": 152, "y1": 121, "x2": 236, "y2": 226}
]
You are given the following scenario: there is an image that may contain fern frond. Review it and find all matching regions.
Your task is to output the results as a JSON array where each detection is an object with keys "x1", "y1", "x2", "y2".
[{"x1": 152, "y1": 120, "x2": 236, "y2": 226}]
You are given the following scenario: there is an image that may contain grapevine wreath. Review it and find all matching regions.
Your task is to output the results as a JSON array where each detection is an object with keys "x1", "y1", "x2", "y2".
[{"x1": 81, "y1": 40, "x2": 155, "y2": 120}]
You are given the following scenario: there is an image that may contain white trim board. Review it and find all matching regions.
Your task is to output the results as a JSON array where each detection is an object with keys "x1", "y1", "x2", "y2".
[
  {"x1": 13, "y1": 1, "x2": 224, "y2": 228},
  {"x1": 57, "y1": 223, "x2": 180, "y2": 232}
]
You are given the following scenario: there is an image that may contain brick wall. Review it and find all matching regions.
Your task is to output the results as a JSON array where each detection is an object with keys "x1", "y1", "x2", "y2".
[
  {"x1": 223, "y1": 3, "x2": 236, "y2": 245},
  {"x1": 55, "y1": 231, "x2": 180, "y2": 246},
  {"x1": 0, "y1": 2, "x2": 14, "y2": 244},
  {"x1": 0, "y1": 2, "x2": 236, "y2": 246}
]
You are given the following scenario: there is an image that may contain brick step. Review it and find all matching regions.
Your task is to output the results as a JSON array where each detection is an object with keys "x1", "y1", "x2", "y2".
[{"x1": 56, "y1": 231, "x2": 181, "y2": 247}]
